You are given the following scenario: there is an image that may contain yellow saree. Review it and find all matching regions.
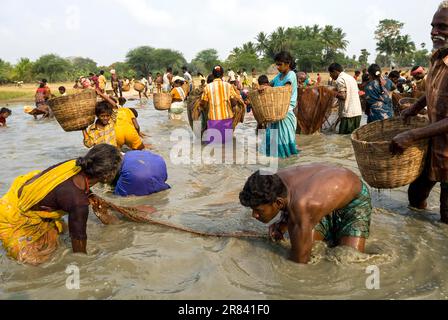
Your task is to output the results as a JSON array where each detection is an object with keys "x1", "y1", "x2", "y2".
[{"x1": 0, "y1": 160, "x2": 81, "y2": 265}]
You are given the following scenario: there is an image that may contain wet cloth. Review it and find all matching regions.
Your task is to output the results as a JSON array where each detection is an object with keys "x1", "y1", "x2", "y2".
[
  {"x1": 114, "y1": 108, "x2": 143, "y2": 150},
  {"x1": 204, "y1": 118, "x2": 234, "y2": 144},
  {"x1": 115, "y1": 151, "x2": 170, "y2": 197},
  {"x1": 261, "y1": 71, "x2": 299, "y2": 158},
  {"x1": 314, "y1": 182, "x2": 372, "y2": 245},
  {"x1": 339, "y1": 116, "x2": 362, "y2": 135},
  {"x1": 365, "y1": 79, "x2": 394, "y2": 123},
  {"x1": 0, "y1": 160, "x2": 82, "y2": 265}
]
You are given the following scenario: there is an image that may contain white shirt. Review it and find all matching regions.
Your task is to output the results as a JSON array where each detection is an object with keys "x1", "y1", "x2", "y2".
[
  {"x1": 140, "y1": 78, "x2": 148, "y2": 86},
  {"x1": 184, "y1": 72, "x2": 193, "y2": 82},
  {"x1": 335, "y1": 72, "x2": 362, "y2": 118},
  {"x1": 228, "y1": 70, "x2": 236, "y2": 82}
]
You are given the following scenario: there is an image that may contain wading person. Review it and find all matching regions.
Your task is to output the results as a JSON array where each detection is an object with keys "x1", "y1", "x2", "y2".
[
  {"x1": 200, "y1": 65, "x2": 239, "y2": 144},
  {"x1": 0, "y1": 144, "x2": 122, "y2": 265},
  {"x1": 391, "y1": 2, "x2": 448, "y2": 224},
  {"x1": 411, "y1": 65, "x2": 427, "y2": 92},
  {"x1": 0, "y1": 108, "x2": 12, "y2": 127},
  {"x1": 169, "y1": 76, "x2": 187, "y2": 121},
  {"x1": 111, "y1": 69, "x2": 122, "y2": 98},
  {"x1": 114, "y1": 150, "x2": 170, "y2": 197},
  {"x1": 240, "y1": 164, "x2": 372, "y2": 264},
  {"x1": 260, "y1": 51, "x2": 299, "y2": 158},
  {"x1": 328, "y1": 63, "x2": 363, "y2": 135},
  {"x1": 364, "y1": 64, "x2": 394, "y2": 123}
]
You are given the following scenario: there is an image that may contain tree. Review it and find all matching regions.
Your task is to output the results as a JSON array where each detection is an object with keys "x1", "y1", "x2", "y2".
[
  {"x1": 125, "y1": 46, "x2": 156, "y2": 76},
  {"x1": 191, "y1": 49, "x2": 220, "y2": 74},
  {"x1": 125, "y1": 46, "x2": 187, "y2": 75},
  {"x1": 109, "y1": 62, "x2": 136, "y2": 79},
  {"x1": 12, "y1": 58, "x2": 34, "y2": 82},
  {"x1": 32, "y1": 54, "x2": 71, "y2": 82},
  {"x1": 70, "y1": 57, "x2": 98, "y2": 76},
  {"x1": 359, "y1": 49, "x2": 370, "y2": 68},
  {"x1": 374, "y1": 19, "x2": 417, "y2": 67},
  {"x1": 394, "y1": 35, "x2": 416, "y2": 67},
  {"x1": 0, "y1": 59, "x2": 13, "y2": 84}
]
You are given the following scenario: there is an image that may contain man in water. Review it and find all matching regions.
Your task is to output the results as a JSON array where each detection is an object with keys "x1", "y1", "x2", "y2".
[
  {"x1": 240, "y1": 164, "x2": 372, "y2": 264},
  {"x1": 391, "y1": 2, "x2": 448, "y2": 224}
]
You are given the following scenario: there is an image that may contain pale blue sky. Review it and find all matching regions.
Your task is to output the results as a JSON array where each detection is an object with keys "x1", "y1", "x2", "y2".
[{"x1": 0, "y1": 0, "x2": 442, "y2": 65}]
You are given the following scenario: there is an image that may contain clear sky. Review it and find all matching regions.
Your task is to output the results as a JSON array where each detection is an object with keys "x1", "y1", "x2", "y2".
[{"x1": 0, "y1": 0, "x2": 442, "y2": 66}]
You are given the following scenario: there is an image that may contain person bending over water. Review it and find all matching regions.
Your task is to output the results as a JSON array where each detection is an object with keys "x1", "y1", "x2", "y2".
[
  {"x1": 0, "y1": 144, "x2": 122, "y2": 265},
  {"x1": 240, "y1": 164, "x2": 372, "y2": 264}
]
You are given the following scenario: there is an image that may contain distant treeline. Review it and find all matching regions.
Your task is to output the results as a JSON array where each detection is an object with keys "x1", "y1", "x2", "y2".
[{"x1": 0, "y1": 20, "x2": 431, "y2": 84}]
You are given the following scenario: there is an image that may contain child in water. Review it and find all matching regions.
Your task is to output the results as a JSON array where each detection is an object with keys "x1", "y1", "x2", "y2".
[
  {"x1": 0, "y1": 108, "x2": 12, "y2": 127},
  {"x1": 82, "y1": 102, "x2": 117, "y2": 148},
  {"x1": 58, "y1": 86, "x2": 67, "y2": 96}
]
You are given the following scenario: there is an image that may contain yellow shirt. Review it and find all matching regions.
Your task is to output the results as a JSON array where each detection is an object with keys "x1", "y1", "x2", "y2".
[
  {"x1": 170, "y1": 87, "x2": 186, "y2": 101},
  {"x1": 84, "y1": 121, "x2": 117, "y2": 148},
  {"x1": 98, "y1": 75, "x2": 107, "y2": 90},
  {"x1": 201, "y1": 79, "x2": 236, "y2": 120}
]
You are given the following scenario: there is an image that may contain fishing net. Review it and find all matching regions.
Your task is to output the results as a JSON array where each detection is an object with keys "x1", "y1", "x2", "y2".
[
  {"x1": 295, "y1": 87, "x2": 337, "y2": 135},
  {"x1": 89, "y1": 194, "x2": 267, "y2": 239}
]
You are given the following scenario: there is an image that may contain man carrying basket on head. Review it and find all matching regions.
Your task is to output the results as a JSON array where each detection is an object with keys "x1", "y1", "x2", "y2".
[{"x1": 391, "y1": 2, "x2": 448, "y2": 224}]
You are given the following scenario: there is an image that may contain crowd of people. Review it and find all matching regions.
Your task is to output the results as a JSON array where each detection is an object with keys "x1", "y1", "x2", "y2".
[{"x1": 2, "y1": 2, "x2": 448, "y2": 267}]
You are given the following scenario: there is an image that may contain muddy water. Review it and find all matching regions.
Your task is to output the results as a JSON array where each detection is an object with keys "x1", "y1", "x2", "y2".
[{"x1": 0, "y1": 100, "x2": 448, "y2": 300}]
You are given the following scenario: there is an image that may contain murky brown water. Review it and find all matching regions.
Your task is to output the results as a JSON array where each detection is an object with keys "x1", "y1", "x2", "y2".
[{"x1": 1, "y1": 99, "x2": 448, "y2": 300}]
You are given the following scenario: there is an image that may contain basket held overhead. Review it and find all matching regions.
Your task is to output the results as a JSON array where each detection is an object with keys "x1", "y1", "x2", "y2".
[
  {"x1": 351, "y1": 117, "x2": 429, "y2": 189},
  {"x1": 134, "y1": 81, "x2": 145, "y2": 92},
  {"x1": 248, "y1": 86, "x2": 291, "y2": 124},
  {"x1": 48, "y1": 89, "x2": 97, "y2": 132},
  {"x1": 153, "y1": 93, "x2": 172, "y2": 111}
]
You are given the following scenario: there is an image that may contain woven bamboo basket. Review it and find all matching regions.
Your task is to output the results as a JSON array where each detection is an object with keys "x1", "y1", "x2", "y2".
[
  {"x1": 399, "y1": 98, "x2": 419, "y2": 112},
  {"x1": 351, "y1": 117, "x2": 429, "y2": 189},
  {"x1": 122, "y1": 84, "x2": 131, "y2": 92},
  {"x1": 153, "y1": 93, "x2": 172, "y2": 110},
  {"x1": 248, "y1": 86, "x2": 291, "y2": 124},
  {"x1": 48, "y1": 89, "x2": 97, "y2": 132},
  {"x1": 134, "y1": 81, "x2": 145, "y2": 92}
]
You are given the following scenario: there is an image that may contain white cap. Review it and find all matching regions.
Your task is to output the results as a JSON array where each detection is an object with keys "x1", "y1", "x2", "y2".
[{"x1": 173, "y1": 76, "x2": 186, "y2": 83}]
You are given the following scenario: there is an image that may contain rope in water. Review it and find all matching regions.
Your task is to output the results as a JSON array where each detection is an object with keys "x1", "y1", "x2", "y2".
[{"x1": 90, "y1": 195, "x2": 269, "y2": 240}]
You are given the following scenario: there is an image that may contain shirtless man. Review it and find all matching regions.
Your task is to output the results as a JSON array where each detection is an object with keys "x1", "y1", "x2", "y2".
[{"x1": 240, "y1": 164, "x2": 372, "y2": 264}]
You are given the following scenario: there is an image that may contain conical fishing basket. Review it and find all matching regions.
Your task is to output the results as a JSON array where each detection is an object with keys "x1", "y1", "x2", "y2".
[
  {"x1": 153, "y1": 93, "x2": 172, "y2": 110},
  {"x1": 351, "y1": 117, "x2": 429, "y2": 189},
  {"x1": 248, "y1": 86, "x2": 291, "y2": 124},
  {"x1": 48, "y1": 89, "x2": 97, "y2": 132}
]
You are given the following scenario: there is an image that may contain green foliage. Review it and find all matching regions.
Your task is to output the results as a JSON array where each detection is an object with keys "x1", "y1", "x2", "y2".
[
  {"x1": 0, "y1": 59, "x2": 13, "y2": 84},
  {"x1": 240, "y1": 24, "x2": 351, "y2": 72},
  {"x1": 413, "y1": 48, "x2": 431, "y2": 67},
  {"x1": 191, "y1": 49, "x2": 220, "y2": 74},
  {"x1": 126, "y1": 46, "x2": 187, "y2": 76},
  {"x1": 12, "y1": 58, "x2": 34, "y2": 82},
  {"x1": 70, "y1": 57, "x2": 98, "y2": 77},
  {"x1": 375, "y1": 19, "x2": 416, "y2": 67},
  {"x1": 109, "y1": 62, "x2": 136, "y2": 79},
  {"x1": 32, "y1": 54, "x2": 71, "y2": 82},
  {"x1": 359, "y1": 49, "x2": 370, "y2": 68}
]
